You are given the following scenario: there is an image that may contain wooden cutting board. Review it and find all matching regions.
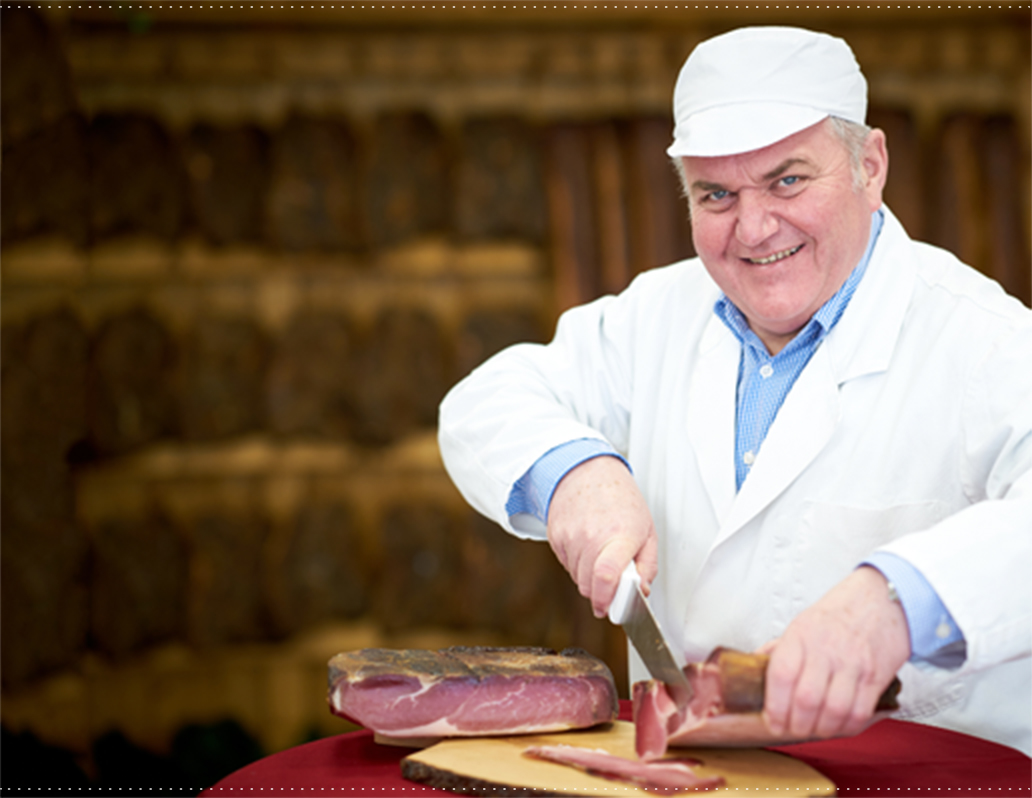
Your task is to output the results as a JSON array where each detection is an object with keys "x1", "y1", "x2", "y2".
[{"x1": 401, "y1": 720, "x2": 835, "y2": 796}]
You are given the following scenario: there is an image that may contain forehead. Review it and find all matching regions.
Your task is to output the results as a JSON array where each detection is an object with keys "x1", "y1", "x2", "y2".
[{"x1": 683, "y1": 119, "x2": 844, "y2": 187}]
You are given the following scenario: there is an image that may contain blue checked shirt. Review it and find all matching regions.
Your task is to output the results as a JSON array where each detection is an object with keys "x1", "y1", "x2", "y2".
[
  {"x1": 506, "y1": 209, "x2": 964, "y2": 668},
  {"x1": 716, "y1": 210, "x2": 880, "y2": 492}
]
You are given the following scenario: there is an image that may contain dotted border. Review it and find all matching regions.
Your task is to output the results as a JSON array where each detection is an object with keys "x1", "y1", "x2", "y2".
[
  {"x1": 2, "y1": 787, "x2": 1031, "y2": 792},
  {"x1": 1, "y1": 3, "x2": 1031, "y2": 10}
]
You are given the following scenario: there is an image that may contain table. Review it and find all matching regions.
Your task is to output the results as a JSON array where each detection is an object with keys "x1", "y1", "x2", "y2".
[{"x1": 202, "y1": 703, "x2": 1031, "y2": 796}]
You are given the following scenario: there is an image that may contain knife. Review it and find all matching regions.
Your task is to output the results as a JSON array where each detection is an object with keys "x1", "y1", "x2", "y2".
[{"x1": 608, "y1": 561, "x2": 694, "y2": 709}]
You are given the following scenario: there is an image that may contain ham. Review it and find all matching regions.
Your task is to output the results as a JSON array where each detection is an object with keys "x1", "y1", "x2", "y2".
[
  {"x1": 524, "y1": 744, "x2": 725, "y2": 793},
  {"x1": 634, "y1": 648, "x2": 902, "y2": 758},
  {"x1": 328, "y1": 646, "x2": 618, "y2": 739}
]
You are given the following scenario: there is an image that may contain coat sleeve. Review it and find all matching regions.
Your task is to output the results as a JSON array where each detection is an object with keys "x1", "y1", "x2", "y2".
[
  {"x1": 438, "y1": 289, "x2": 641, "y2": 540},
  {"x1": 878, "y1": 320, "x2": 1032, "y2": 672}
]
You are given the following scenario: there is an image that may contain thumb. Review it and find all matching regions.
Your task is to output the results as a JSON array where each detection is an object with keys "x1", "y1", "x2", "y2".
[
  {"x1": 591, "y1": 537, "x2": 643, "y2": 618},
  {"x1": 635, "y1": 533, "x2": 659, "y2": 597}
]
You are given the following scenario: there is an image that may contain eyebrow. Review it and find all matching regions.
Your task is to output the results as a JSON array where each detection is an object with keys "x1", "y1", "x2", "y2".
[
  {"x1": 689, "y1": 179, "x2": 726, "y2": 194},
  {"x1": 761, "y1": 157, "x2": 814, "y2": 181},
  {"x1": 689, "y1": 157, "x2": 816, "y2": 195}
]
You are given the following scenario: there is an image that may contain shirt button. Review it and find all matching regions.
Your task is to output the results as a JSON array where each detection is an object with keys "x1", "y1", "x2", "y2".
[
  {"x1": 760, "y1": 364, "x2": 774, "y2": 378},
  {"x1": 743, "y1": 451, "x2": 756, "y2": 466},
  {"x1": 936, "y1": 621, "x2": 952, "y2": 640}
]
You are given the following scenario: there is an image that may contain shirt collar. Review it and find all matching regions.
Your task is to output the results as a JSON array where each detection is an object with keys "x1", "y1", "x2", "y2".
[{"x1": 714, "y1": 208, "x2": 885, "y2": 355}]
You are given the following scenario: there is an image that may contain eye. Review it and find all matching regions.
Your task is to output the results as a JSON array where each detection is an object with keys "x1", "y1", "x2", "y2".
[
  {"x1": 774, "y1": 174, "x2": 807, "y2": 194},
  {"x1": 701, "y1": 189, "x2": 731, "y2": 203}
]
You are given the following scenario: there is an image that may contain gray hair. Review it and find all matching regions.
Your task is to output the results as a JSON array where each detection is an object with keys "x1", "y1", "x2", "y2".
[
  {"x1": 671, "y1": 116, "x2": 873, "y2": 202},
  {"x1": 827, "y1": 116, "x2": 874, "y2": 190}
]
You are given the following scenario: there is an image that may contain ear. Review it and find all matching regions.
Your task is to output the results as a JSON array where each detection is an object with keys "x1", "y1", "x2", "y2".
[{"x1": 861, "y1": 128, "x2": 889, "y2": 211}]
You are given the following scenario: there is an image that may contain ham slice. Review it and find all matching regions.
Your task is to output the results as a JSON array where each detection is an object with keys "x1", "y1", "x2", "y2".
[
  {"x1": 524, "y1": 744, "x2": 725, "y2": 793},
  {"x1": 328, "y1": 646, "x2": 618, "y2": 738},
  {"x1": 634, "y1": 648, "x2": 902, "y2": 759}
]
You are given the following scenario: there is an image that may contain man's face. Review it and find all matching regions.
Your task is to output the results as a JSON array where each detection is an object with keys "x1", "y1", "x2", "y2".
[{"x1": 682, "y1": 119, "x2": 888, "y2": 354}]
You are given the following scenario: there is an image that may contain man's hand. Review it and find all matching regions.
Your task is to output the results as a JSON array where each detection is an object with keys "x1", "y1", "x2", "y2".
[
  {"x1": 546, "y1": 456, "x2": 658, "y2": 618},
  {"x1": 762, "y1": 566, "x2": 911, "y2": 739}
]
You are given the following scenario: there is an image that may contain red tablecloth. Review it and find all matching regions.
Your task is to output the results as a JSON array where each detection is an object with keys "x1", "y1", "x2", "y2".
[{"x1": 203, "y1": 703, "x2": 1031, "y2": 797}]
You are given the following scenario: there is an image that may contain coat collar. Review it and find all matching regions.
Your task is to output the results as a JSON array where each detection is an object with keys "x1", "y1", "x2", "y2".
[
  {"x1": 823, "y1": 205, "x2": 916, "y2": 386},
  {"x1": 688, "y1": 204, "x2": 918, "y2": 547}
]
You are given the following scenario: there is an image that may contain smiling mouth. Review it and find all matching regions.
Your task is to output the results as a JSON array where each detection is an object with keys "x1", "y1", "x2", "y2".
[{"x1": 745, "y1": 244, "x2": 804, "y2": 265}]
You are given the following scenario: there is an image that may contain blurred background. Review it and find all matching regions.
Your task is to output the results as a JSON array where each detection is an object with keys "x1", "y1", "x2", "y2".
[{"x1": 2, "y1": 0, "x2": 1029, "y2": 792}]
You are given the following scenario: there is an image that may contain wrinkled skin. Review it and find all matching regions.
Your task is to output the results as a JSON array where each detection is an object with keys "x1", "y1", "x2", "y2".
[
  {"x1": 546, "y1": 454, "x2": 658, "y2": 618},
  {"x1": 682, "y1": 118, "x2": 888, "y2": 355},
  {"x1": 760, "y1": 566, "x2": 910, "y2": 740}
]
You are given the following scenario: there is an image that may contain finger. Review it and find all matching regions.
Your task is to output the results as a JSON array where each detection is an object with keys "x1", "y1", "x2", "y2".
[
  {"x1": 573, "y1": 543, "x2": 596, "y2": 601},
  {"x1": 786, "y1": 660, "x2": 831, "y2": 740},
  {"x1": 590, "y1": 537, "x2": 639, "y2": 618},
  {"x1": 840, "y1": 673, "x2": 891, "y2": 737},
  {"x1": 755, "y1": 638, "x2": 779, "y2": 656},
  {"x1": 813, "y1": 668, "x2": 860, "y2": 738},
  {"x1": 559, "y1": 525, "x2": 598, "y2": 601},
  {"x1": 546, "y1": 515, "x2": 579, "y2": 577},
  {"x1": 763, "y1": 638, "x2": 804, "y2": 736}
]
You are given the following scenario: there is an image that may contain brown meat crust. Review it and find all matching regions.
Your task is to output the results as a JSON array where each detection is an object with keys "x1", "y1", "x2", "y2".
[{"x1": 328, "y1": 645, "x2": 616, "y2": 688}]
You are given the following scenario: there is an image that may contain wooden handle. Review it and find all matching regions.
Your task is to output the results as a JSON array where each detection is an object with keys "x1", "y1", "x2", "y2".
[{"x1": 712, "y1": 648, "x2": 902, "y2": 714}]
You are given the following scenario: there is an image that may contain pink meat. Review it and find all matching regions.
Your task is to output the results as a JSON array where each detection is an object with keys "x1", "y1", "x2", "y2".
[
  {"x1": 633, "y1": 661, "x2": 725, "y2": 760},
  {"x1": 634, "y1": 649, "x2": 903, "y2": 754},
  {"x1": 524, "y1": 744, "x2": 725, "y2": 793},
  {"x1": 328, "y1": 646, "x2": 618, "y2": 738}
]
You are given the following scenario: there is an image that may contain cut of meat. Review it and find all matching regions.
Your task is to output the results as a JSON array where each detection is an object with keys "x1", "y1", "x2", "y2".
[
  {"x1": 634, "y1": 656, "x2": 724, "y2": 760},
  {"x1": 633, "y1": 648, "x2": 903, "y2": 758},
  {"x1": 523, "y1": 744, "x2": 725, "y2": 793},
  {"x1": 328, "y1": 646, "x2": 618, "y2": 738}
]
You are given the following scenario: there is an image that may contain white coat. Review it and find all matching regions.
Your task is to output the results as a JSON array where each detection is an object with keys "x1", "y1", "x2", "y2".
[{"x1": 438, "y1": 207, "x2": 1032, "y2": 755}]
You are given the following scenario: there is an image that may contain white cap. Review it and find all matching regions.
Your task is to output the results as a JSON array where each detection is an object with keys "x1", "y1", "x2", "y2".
[{"x1": 667, "y1": 27, "x2": 868, "y2": 158}]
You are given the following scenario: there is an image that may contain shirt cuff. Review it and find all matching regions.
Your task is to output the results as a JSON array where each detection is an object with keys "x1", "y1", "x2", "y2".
[
  {"x1": 862, "y1": 551, "x2": 967, "y2": 669},
  {"x1": 505, "y1": 438, "x2": 630, "y2": 524}
]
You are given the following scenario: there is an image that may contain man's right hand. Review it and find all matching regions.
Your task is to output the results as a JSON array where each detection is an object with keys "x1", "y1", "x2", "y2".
[{"x1": 545, "y1": 456, "x2": 659, "y2": 618}]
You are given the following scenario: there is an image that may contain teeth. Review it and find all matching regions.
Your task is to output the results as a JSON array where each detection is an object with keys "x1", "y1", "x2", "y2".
[{"x1": 748, "y1": 244, "x2": 802, "y2": 265}]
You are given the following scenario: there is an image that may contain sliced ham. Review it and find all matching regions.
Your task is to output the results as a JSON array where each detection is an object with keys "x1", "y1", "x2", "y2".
[
  {"x1": 524, "y1": 744, "x2": 725, "y2": 793},
  {"x1": 328, "y1": 646, "x2": 618, "y2": 738},
  {"x1": 633, "y1": 655, "x2": 725, "y2": 760},
  {"x1": 634, "y1": 648, "x2": 902, "y2": 759}
]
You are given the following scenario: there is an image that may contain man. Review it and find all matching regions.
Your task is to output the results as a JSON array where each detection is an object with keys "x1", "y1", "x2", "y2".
[{"x1": 438, "y1": 27, "x2": 1031, "y2": 754}]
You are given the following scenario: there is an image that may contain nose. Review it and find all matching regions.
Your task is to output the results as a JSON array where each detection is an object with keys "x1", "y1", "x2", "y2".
[{"x1": 734, "y1": 188, "x2": 779, "y2": 249}]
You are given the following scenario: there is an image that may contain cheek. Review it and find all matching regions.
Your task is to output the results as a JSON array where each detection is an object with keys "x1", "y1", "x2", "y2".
[{"x1": 689, "y1": 214, "x2": 727, "y2": 262}]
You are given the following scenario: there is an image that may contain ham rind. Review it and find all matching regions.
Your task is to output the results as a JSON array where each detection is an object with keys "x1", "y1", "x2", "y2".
[
  {"x1": 634, "y1": 648, "x2": 903, "y2": 757},
  {"x1": 633, "y1": 660, "x2": 724, "y2": 760},
  {"x1": 524, "y1": 744, "x2": 725, "y2": 793},
  {"x1": 328, "y1": 646, "x2": 618, "y2": 738}
]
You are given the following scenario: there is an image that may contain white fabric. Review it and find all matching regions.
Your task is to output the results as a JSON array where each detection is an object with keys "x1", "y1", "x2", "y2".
[
  {"x1": 438, "y1": 207, "x2": 1032, "y2": 755},
  {"x1": 668, "y1": 27, "x2": 868, "y2": 158}
]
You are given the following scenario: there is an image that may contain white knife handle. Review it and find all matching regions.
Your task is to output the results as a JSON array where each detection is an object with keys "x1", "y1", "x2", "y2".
[{"x1": 607, "y1": 561, "x2": 641, "y2": 625}]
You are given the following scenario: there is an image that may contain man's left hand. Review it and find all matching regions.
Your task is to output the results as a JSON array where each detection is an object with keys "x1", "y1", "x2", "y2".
[{"x1": 761, "y1": 566, "x2": 910, "y2": 740}]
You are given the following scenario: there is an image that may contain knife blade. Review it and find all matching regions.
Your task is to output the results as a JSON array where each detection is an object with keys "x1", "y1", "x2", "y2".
[{"x1": 608, "y1": 561, "x2": 694, "y2": 709}]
